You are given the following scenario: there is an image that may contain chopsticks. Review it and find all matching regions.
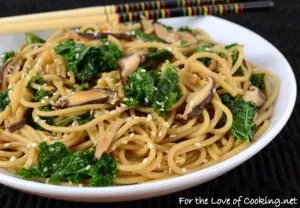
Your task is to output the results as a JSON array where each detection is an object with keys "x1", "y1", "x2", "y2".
[
  {"x1": 0, "y1": 1, "x2": 274, "y2": 34},
  {"x1": 0, "y1": 0, "x2": 258, "y2": 25}
]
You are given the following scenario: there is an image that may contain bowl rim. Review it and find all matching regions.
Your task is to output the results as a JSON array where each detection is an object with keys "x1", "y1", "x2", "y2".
[{"x1": 0, "y1": 16, "x2": 297, "y2": 201}]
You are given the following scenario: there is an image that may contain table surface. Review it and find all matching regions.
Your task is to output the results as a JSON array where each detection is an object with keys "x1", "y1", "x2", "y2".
[{"x1": 0, "y1": 0, "x2": 299, "y2": 207}]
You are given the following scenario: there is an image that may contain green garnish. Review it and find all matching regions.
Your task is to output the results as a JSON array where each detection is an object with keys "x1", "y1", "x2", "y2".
[
  {"x1": 25, "y1": 33, "x2": 45, "y2": 44},
  {"x1": 79, "y1": 83, "x2": 89, "y2": 91},
  {"x1": 123, "y1": 62, "x2": 182, "y2": 115},
  {"x1": 54, "y1": 114, "x2": 95, "y2": 126},
  {"x1": 196, "y1": 43, "x2": 215, "y2": 66},
  {"x1": 251, "y1": 73, "x2": 265, "y2": 91},
  {"x1": 221, "y1": 94, "x2": 256, "y2": 141},
  {"x1": 179, "y1": 40, "x2": 190, "y2": 47},
  {"x1": 54, "y1": 39, "x2": 122, "y2": 83},
  {"x1": 178, "y1": 27, "x2": 192, "y2": 33},
  {"x1": 134, "y1": 29, "x2": 162, "y2": 42},
  {"x1": 0, "y1": 89, "x2": 10, "y2": 112},
  {"x1": 17, "y1": 142, "x2": 117, "y2": 187},
  {"x1": 1, "y1": 51, "x2": 15, "y2": 63},
  {"x1": 141, "y1": 49, "x2": 173, "y2": 69},
  {"x1": 33, "y1": 90, "x2": 50, "y2": 102}
]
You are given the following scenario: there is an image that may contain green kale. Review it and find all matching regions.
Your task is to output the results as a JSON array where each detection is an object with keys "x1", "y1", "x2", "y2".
[
  {"x1": 29, "y1": 76, "x2": 47, "y2": 85},
  {"x1": 123, "y1": 63, "x2": 182, "y2": 115},
  {"x1": 196, "y1": 43, "x2": 215, "y2": 66},
  {"x1": 224, "y1": 43, "x2": 237, "y2": 49},
  {"x1": 179, "y1": 40, "x2": 190, "y2": 47},
  {"x1": 134, "y1": 29, "x2": 162, "y2": 42},
  {"x1": 16, "y1": 167, "x2": 41, "y2": 179},
  {"x1": 151, "y1": 63, "x2": 181, "y2": 114},
  {"x1": 251, "y1": 73, "x2": 265, "y2": 91},
  {"x1": 25, "y1": 33, "x2": 45, "y2": 44},
  {"x1": 54, "y1": 40, "x2": 122, "y2": 83},
  {"x1": 33, "y1": 90, "x2": 49, "y2": 102},
  {"x1": 79, "y1": 83, "x2": 89, "y2": 91},
  {"x1": 17, "y1": 142, "x2": 117, "y2": 187},
  {"x1": 141, "y1": 49, "x2": 173, "y2": 69},
  {"x1": 1, "y1": 51, "x2": 15, "y2": 63},
  {"x1": 178, "y1": 27, "x2": 192, "y2": 33},
  {"x1": 221, "y1": 94, "x2": 256, "y2": 141},
  {"x1": 123, "y1": 68, "x2": 156, "y2": 108},
  {"x1": 0, "y1": 89, "x2": 10, "y2": 112},
  {"x1": 54, "y1": 114, "x2": 95, "y2": 126}
]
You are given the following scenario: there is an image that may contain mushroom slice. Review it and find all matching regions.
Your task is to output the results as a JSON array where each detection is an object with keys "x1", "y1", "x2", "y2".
[
  {"x1": 118, "y1": 53, "x2": 144, "y2": 83},
  {"x1": 141, "y1": 20, "x2": 155, "y2": 34},
  {"x1": 154, "y1": 23, "x2": 180, "y2": 43},
  {"x1": 77, "y1": 32, "x2": 132, "y2": 41},
  {"x1": 67, "y1": 88, "x2": 118, "y2": 107},
  {"x1": 95, "y1": 119, "x2": 125, "y2": 159},
  {"x1": 7, "y1": 119, "x2": 26, "y2": 132},
  {"x1": 243, "y1": 86, "x2": 266, "y2": 107},
  {"x1": 179, "y1": 77, "x2": 215, "y2": 120},
  {"x1": 178, "y1": 31, "x2": 197, "y2": 45}
]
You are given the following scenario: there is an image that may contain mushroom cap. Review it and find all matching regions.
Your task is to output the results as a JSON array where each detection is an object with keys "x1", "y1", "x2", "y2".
[
  {"x1": 154, "y1": 23, "x2": 180, "y2": 43},
  {"x1": 180, "y1": 76, "x2": 215, "y2": 120},
  {"x1": 118, "y1": 53, "x2": 144, "y2": 83},
  {"x1": 243, "y1": 85, "x2": 266, "y2": 107}
]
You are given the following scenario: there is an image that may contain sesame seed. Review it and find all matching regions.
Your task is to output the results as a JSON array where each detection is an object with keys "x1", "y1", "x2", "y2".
[
  {"x1": 43, "y1": 167, "x2": 48, "y2": 172},
  {"x1": 129, "y1": 133, "x2": 134, "y2": 138},
  {"x1": 142, "y1": 158, "x2": 148, "y2": 164},
  {"x1": 163, "y1": 122, "x2": 170, "y2": 128},
  {"x1": 31, "y1": 143, "x2": 37, "y2": 148},
  {"x1": 169, "y1": 134, "x2": 176, "y2": 138},
  {"x1": 121, "y1": 140, "x2": 128, "y2": 144},
  {"x1": 147, "y1": 143, "x2": 153, "y2": 149},
  {"x1": 90, "y1": 109, "x2": 94, "y2": 115},
  {"x1": 41, "y1": 99, "x2": 46, "y2": 104},
  {"x1": 146, "y1": 114, "x2": 152, "y2": 121},
  {"x1": 33, "y1": 116, "x2": 40, "y2": 122},
  {"x1": 3, "y1": 143, "x2": 10, "y2": 148},
  {"x1": 9, "y1": 156, "x2": 16, "y2": 161},
  {"x1": 78, "y1": 183, "x2": 83, "y2": 187},
  {"x1": 140, "y1": 69, "x2": 146, "y2": 72},
  {"x1": 144, "y1": 97, "x2": 149, "y2": 103},
  {"x1": 123, "y1": 98, "x2": 129, "y2": 101},
  {"x1": 85, "y1": 165, "x2": 91, "y2": 170},
  {"x1": 68, "y1": 181, "x2": 73, "y2": 185},
  {"x1": 45, "y1": 178, "x2": 49, "y2": 184},
  {"x1": 158, "y1": 131, "x2": 163, "y2": 137},
  {"x1": 195, "y1": 143, "x2": 201, "y2": 148},
  {"x1": 181, "y1": 168, "x2": 188, "y2": 173},
  {"x1": 126, "y1": 117, "x2": 132, "y2": 121}
]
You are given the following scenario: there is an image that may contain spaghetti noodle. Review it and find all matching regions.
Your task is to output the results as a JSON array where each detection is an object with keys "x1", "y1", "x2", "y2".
[{"x1": 0, "y1": 20, "x2": 279, "y2": 186}]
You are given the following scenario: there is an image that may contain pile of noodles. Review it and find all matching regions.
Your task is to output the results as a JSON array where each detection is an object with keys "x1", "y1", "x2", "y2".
[{"x1": 0, "y1": 21, "x2": 279, "y2": 185}]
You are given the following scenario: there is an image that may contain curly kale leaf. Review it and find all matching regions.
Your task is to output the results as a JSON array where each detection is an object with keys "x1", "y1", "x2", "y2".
[
  {"x1": 178, "y1": 27, "x2": 192, "y2": 33},
  {"x1": 54, "y1": 40, "x2": 122, "y2": 82},
  {"x1": 25, "y1": 33, "x2": 45, "y2": 44},
  {"x1": 17, "y1": 142, "x2": 117, "y2": 187},
  {"x1": 196, "y1": 43, "x2": 215, "y2": 66},
  {"x1": 0, "y1": 89, "x2": 10, "y2": 112},
  {"x1": 221, "y1": 94, "x2": 257, "y2": 141},
  {"x1": 123, "y1": 63, "x2": 182, "y2": 115},
  {"x1": 1, "y1": 51, "x2": 15, "y2": 63},
  {"x1": 251, "y1": 73, "x2": 265, "y2": 91}
]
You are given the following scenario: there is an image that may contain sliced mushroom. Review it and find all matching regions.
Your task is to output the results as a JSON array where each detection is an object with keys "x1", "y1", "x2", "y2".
[
  {"x1": 95, "y1": 119, "x2": 125, "y2": 159},
  {"x1": 154, "y1": 23, "x2": 180, "y2": 43},
  {"x1": 141, "y1": 20, "x2": 154, "y2": 34},
  {"x1": 243, "y1": 86, "x2": 266, "y2": 107},
  {"x1": 0, "y1": 62, "x2": 9, "y2": 91},
  {"x1": 7, "y1": 119, "x2": 26, "y2": 132},
  {"x1": 67, "y1": 88, "x2": 118, "y2": 107},
  {"x1": 178, "y1": 31, "x2": 197, "y2": 45},
  {"x1": 118, "y1": 53, "x2": 144, "y2": 83},
  {"x1": 77, "y1": 32, "x2": 132, "y2": 41},
  {"x1": 179, "y1": 77, "x2": 215, "y2": 120}
]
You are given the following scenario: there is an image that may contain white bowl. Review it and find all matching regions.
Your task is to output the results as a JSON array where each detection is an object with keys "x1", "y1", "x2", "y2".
[{"x1": 0, "y1": 16, "x2": 296, "y2": 202}]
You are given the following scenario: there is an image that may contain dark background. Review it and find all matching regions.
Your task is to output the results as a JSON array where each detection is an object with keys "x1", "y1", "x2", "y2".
[{"x1": 0, "y1": 0, "x2": 299, "y2": 207}]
